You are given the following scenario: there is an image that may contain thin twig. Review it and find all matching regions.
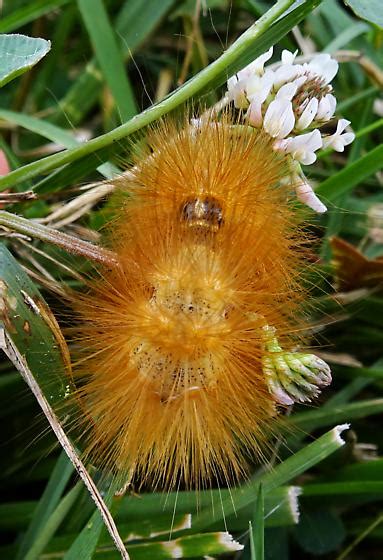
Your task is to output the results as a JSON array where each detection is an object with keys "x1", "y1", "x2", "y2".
[{"x1": 0, "y1": 191, "x2": 36, "y2": 204}]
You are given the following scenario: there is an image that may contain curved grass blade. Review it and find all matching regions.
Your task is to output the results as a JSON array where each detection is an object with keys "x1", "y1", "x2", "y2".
[
  {"x1": 117, "y1": 485, "x2": 301, "y2": 530},
  {"x1": 92, "y1": 532, "x2": 243, "y2": 559},
  {"x1": 191, "y1": 425, "x2": 349, "y2": 531},
  {"x1": 252, "y1": 484, "x2": 265, "y2": 560},
  {"x1": 23, "y1": 482, "x2": 83, "y2": 560},
  {"x1": 290, "y1": 398, "x2": 383, "y2": 433}
]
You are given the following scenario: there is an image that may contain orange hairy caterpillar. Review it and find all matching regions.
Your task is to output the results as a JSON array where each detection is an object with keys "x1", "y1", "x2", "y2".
[{"x1": 69, "y1": 111, "x2": 331, "y2": 490}]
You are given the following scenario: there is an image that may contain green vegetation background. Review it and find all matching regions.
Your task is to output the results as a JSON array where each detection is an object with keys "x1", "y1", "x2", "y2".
[{"x1": 0, "y1": 0, "x2": 382, "y2": 558}]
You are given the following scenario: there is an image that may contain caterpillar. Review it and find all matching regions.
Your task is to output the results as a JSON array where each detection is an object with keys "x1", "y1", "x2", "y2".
[
  {"x1": 69, "y1": 48, "x2": 354, "y2": 491},
  {"x1": 70, "y1": 114, "x2": 321, "y2": 490}
]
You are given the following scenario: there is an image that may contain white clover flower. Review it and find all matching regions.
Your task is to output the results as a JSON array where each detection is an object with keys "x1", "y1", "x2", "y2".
[
  {"x1": 227, "y1": 75, "x2": 249, "y2": 109},
  {"x1": 322, "y1": 119, "x2": 356, "y2": 152},
  {"x1": 243, "y1": 46, "x2": 274, "y2": 77},
  {"x1": 246, "y1": 69, "x2": 274, "y2": 98},
  {"x1": 275, "y1": 79, "x2": 301, "y2": 100},
  {"x1": 273, "y1": 63, "x2": 302, "y2": 90},
  {"x1": 262, "y1": 324, "x2": 332, "y2": 404},
  {"x1": 225, "y1": 47, "x2": 355, "y2": 212},
  {"x1": 246, "y1": 71, "x2": 274, "y2": 127}
]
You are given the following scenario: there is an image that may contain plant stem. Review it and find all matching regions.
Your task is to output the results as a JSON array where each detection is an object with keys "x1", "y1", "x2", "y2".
[{"x1": 0, "y1": 210, "x2": 117, "y2": 266}]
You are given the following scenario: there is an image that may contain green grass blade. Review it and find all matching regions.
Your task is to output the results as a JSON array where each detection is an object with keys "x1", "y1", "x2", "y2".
[
  {"x1": 77, "y1": 0, "x2": 137, "y2": 123},
  {"x1": 0, "y1": 0, "x2": 72, "y2": 33},
  {"x1": 252, "y1": 484, "x2": 264, "y2": 560},
  {"x1": 320, "y1": 96, "x2": 373, "y2": 260},
  {"x1": 0, "y1": 109, "x2": 118, "y2": 179},
  {"x1": 16, "y1": 451, "x2": 74, "y2": 560},
  {"x1": 106, "y1": 532, "x2": 243, "y2": 559},
  {"x1": 0, "y1": 501, "x2": 36, "y2": 531},
  {"x1": 303, "y1": 482, "x2": 383, "y2": 497},
  {"x1": 323, "y1": 378, "x2": 372, "y2": 408},
  {"x1": 0, "y1": 109, "x2": 79, "y2": 148},
  {"x1": 290, "y1": 399, "x2": 383, "y2": 433},
  {"x1": 116, "y1": 0, "x2": 175, "y2": 47},
  {"x1": 249, "y1": 521, "x2": 256, "y2": 560},
  {"x1": 117, "y1": 485, "x2": 301, "y2": 531},
  {"x1": 63, "y1": 503, "x2": 108, "y2": 560},
  {"x1": 337, "y1": 86, "x2": 379, "y2": 112},
  {"x1": 37, "y1": 513, "x2": 191, "y2": 555},
  {"x1": 54, "y1": 0, "x2": 174, "y2": 127},
  {"x1": 191, "y1": 425, "x2": 348, "y2": 530},
  {"x1": 324, "y1": 21, "x2": 369, "y2": 52},
  {"x1": 316, "y1": 144, "x2": 383, "y2": 202},
  {"x1": 63, "y1": 480, "x2": 121, "y2": 560},
  {"x1": 23, "y1": 483, "x2": 82, "y2": 560}
]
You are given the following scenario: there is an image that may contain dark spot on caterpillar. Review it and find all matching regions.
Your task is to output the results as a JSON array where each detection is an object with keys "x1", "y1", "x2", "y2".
[{"x1": 180, "y1": 196, "x2": 223, "y2": 231}]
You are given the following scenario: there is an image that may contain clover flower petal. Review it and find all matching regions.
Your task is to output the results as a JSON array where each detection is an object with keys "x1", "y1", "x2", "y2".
[
  {"x1": 294, "y1": 174, "x2": 327, "y2": 213},
  {"x1": 239, "y1": 46, "x2": 273, "y2": 78},
  {"x1": 322, "y1": 118, "x2": 355, "y2": 152},
  {"x1": 315, "y1": 93, "x2": 336, "y2": 121},
  {"x1": 296, "y1": 97, "x2": 319, "y2": 130},
  {"x1": 305, "y1": 53, "x2": 339, "y2": 84},
  {"x1": 264, "y1": 98, "x2": 295, "y2": 138},
  {"x1": 281, "y1": 49, "x2": 298, "y2": 65},
  {"x1": 275, "y1": 129, "x2": 322, "y2": 164}
]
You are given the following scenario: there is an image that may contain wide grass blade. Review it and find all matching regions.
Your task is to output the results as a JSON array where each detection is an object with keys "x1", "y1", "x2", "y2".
[
  {"x1": 0, "y1": 109, "x2": 118, "y2": 179},
  {"x1": 317, "y1": 144, "x2": 383, "y2": 202}
]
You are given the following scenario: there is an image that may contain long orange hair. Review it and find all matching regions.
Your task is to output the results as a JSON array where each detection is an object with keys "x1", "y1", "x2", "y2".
[{"x1": 70, "y1": 113, "x2": 309, "y2": 489}]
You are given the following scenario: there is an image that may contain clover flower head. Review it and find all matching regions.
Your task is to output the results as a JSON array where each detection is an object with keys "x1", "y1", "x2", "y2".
[{"x1": 226, "y1": 48, "x2": 355, "y2": 213}]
